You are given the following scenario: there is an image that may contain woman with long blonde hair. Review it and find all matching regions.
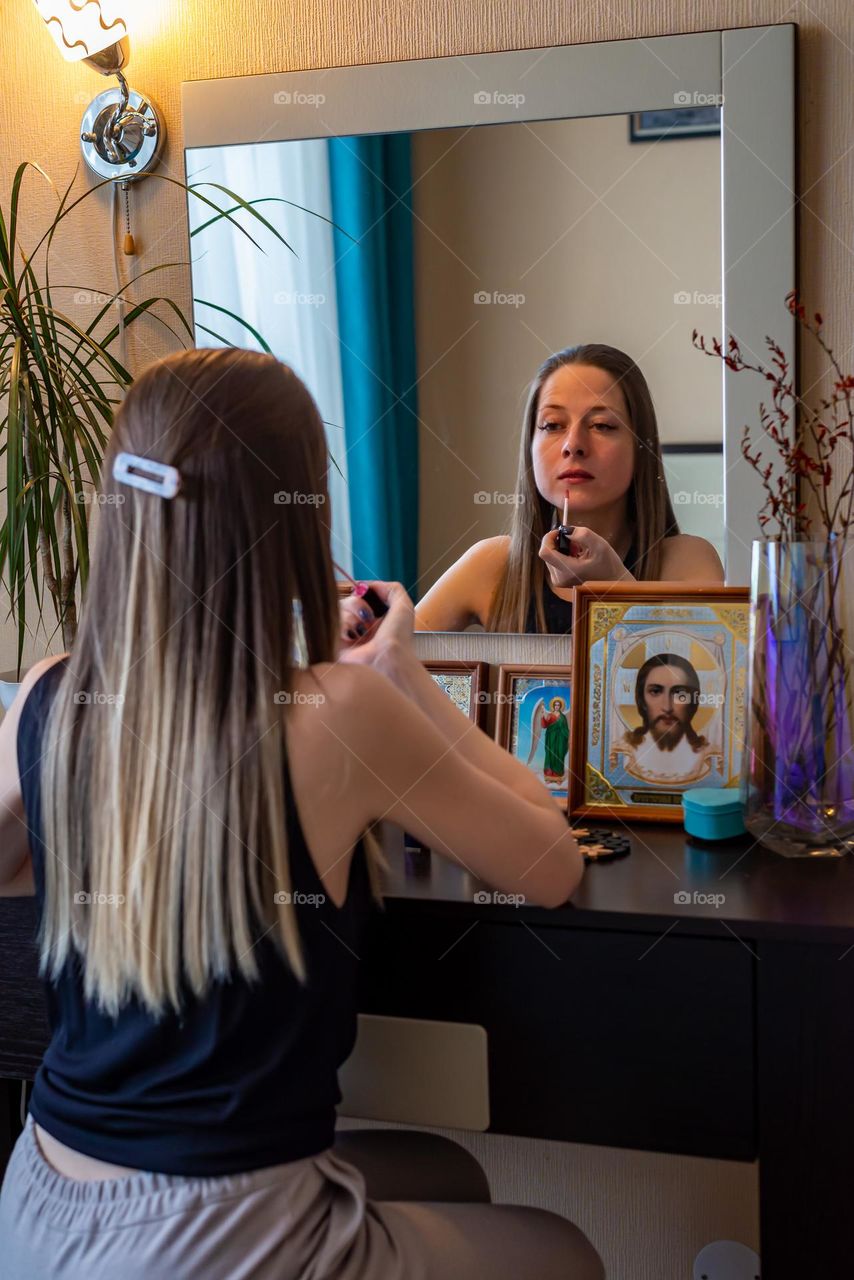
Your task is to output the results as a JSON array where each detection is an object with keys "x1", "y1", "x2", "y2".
[
  {"x1": 402, "y1": 344, "x2": 724, "y2": 634},
  {"x1": 0, "y1": 349, "x2": 602, "y2": 1279}
]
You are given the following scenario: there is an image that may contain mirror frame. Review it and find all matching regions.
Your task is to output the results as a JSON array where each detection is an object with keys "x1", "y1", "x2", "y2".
[{"x1": 182, "y1": 25, "x2": 796, "y2": 585}]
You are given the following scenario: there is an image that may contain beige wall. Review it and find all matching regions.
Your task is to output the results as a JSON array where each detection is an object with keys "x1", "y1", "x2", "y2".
[
  {"x1": 0, "y1": 3, "x2": 849, "y2": 1271},
  {"x1": 413, "y1": 113, "x2": 722, "y2": 586}
]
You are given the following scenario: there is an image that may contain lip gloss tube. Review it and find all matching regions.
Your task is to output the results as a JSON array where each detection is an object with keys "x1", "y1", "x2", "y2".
[
  {"x1": 556, "y1": 494, "x2": 575, "y2": 555},
  {"x1": 334, "y1": 561, "x2": 391, "y2": 620},
  {"x1": 353, "y1": 582, "x2": 389, "y2": 618}
]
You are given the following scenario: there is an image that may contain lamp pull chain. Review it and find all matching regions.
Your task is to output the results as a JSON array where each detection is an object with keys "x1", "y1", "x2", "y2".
[{"x1": 122, "y1": 181, "x2": 137, "y2": 256}]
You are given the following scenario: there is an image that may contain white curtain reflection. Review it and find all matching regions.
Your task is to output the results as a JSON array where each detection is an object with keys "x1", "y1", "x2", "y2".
[{"x1": 186, "y1": 139, "x2": 352, "y2": 575}]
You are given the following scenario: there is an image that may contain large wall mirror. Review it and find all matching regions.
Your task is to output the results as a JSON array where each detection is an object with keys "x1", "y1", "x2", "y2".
[{"x1": 182, "y1": 27, "x2": 795, "y2": 627}]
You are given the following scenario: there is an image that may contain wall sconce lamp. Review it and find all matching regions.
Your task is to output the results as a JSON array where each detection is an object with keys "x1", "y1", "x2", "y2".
[{"x1": 33, "y1": 1, "x2": 165, "y2": 182}]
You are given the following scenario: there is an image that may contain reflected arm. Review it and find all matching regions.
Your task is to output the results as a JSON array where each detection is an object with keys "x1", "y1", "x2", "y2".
[
  {"x1": 414, "y1": 537, "x2": 508, "y2": 631},
  {"x1": 659, "y1": 534, "x2": 726, "y2": 583}
]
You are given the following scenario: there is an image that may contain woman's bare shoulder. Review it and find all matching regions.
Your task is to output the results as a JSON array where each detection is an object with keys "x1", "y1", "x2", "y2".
[
  {"x1": 285, "y1": 662, "x2": 391, "y2": 777},
  {"x1": 290, "y1": 662, "x2": 401, "y2": 737},
  {"x1": 659, "y1": 534, "x2": 725, "y2": 582},
  {"x1": 433, "y1": 534, "x2": 510, "y2": 575},
  {"x1": 415, "y1": 536, "x2": 510, "y2": 631},
  {"x1": 474, "y1": 534, "x2": 511, "y2": 561},
  {"x1": 291, "y1": 661, "x2": 378, "y2": 707}
]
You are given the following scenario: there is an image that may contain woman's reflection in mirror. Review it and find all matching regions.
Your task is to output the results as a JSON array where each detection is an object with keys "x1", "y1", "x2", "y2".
[{"x1": 414, "y1": 344, "x2": 724, "y2": 634}]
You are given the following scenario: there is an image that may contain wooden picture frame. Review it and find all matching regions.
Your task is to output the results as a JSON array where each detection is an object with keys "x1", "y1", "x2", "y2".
[
  {"x1": 494, "y1": 663, "x2": 572, "y2": 805},
  {"x1": 568, "y1": 582, "x2": 750, "y2": 823},
  {"x1": 422, "y1": 660, "x2": 488, "y2": 727}
]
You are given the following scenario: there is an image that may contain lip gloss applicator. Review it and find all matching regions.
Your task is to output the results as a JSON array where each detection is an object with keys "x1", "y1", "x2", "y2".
[
  {"x1": 556, "y1": 492, "x2": 575, "y2": 555},
  {"x1": 333, "y1": 561, "x2": 390, "y2": 618}
]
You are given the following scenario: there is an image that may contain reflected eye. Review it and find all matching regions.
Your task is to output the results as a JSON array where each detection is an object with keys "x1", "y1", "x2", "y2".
[{"x1": 537, "y1": 420, "x2": 616, "y2": 432}]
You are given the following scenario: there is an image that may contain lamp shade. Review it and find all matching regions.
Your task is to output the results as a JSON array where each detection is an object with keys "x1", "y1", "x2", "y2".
[{"x1": 34, "y1": 1, "x2": 128, "y2": 62}]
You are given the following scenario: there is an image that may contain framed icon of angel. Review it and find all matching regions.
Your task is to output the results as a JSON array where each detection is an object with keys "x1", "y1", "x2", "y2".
[
  {"x1": 494, "y1": 664, "x2": 572, "y2": 803},
  {"x1": 569, "y1": 583, "x2": 750, "y2": 822}
]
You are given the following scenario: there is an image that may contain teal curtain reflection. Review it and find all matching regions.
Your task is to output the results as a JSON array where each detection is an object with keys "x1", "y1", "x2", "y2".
[{"x1": 327, "y1": 135, "x2": 419, "y2": 592}]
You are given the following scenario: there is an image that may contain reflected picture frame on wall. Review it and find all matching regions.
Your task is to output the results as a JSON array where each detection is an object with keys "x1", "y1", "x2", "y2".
[
  {"x1": 423, "y1": 660, "x2": 489, "y2": 726},
  {"x1": 629, "y1": 106, "x2": 722, "y2": 142},
  {"x1": 495, "y1": 664, "x2": 573, "y2": 805},
  {"x1": 568, "y1": 583, "x2": 750, "y2": 823}
]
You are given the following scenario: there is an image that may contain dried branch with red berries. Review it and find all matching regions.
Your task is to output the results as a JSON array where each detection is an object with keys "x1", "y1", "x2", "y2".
[{"x1": 692, "y1": 290, "x2": 854, "y2": 540}]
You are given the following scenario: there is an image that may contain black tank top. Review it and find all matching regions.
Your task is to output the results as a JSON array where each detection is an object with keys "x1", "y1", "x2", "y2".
[
  {"x1": 523, "y1": 538, "x2": 640, "y2": 634},
  {"x1": 17, "y1": 658, "x2": 374, "y2": 1175}
]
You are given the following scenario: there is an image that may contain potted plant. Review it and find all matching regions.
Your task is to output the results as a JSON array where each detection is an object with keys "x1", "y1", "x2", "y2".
[
  {"x1": 0, "y1": 162, "x2": 296, "y2": 707},
  {"x1": 694, "y1": 294, "x2": 854, "y2": 856}
]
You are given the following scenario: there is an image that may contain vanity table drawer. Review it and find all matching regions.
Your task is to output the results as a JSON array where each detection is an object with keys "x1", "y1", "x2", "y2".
[{"x1": 357, "y1": 915, "x2": 755, "y2": 1160}]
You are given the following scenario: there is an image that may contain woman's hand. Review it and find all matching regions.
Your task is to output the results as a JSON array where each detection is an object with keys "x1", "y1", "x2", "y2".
[
  {"x1": 338, "y1": 581, "x2": 416, "y2": 684},
  {"x1": 339, "y1": 591, "x2": 380, "y2": 647},
  {"x1": 538, "y1": 527, "x2": 635, "y2": 588}
]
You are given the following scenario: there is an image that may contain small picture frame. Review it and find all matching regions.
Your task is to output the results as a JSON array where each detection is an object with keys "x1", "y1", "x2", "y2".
[
  {"x1": 568, "y1": 583, "x2": 750, "y2": 822},
  {"x1": 629, "y1": 106, "x2": 721, "y2": 142},
  {"x1": 495, "y1": 664, "x2": 572, "y2": 803},
  {"x1": 423, "y1": 660, "x2": 488, "y2": 726}
]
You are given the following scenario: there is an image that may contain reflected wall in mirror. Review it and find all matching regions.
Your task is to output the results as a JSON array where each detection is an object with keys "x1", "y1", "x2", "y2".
[{"x1": 187, "y1": 110, "x2": 723, "y2": 604}]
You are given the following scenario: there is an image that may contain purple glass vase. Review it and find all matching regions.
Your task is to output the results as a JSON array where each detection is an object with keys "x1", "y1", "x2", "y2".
[{"x1": 741, "y1": 537, "x2": 854, "y2": 857}]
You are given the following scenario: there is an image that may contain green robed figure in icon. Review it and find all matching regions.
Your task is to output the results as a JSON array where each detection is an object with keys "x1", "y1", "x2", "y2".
[{"x1": 527, "y1": 696, "x2": 570, "y2": 785}]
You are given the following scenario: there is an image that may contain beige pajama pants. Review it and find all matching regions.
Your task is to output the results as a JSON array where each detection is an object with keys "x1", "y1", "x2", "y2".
[{"x1": 0, "y1": 1115, "x2": 604, "y2": 1279}]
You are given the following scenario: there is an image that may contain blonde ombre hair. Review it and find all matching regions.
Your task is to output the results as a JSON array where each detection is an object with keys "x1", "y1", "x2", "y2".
[
  {"x1": 488, "y1": 345, "x2": 680, "y2": 632},
  {"x1": 39, "y1": 348, "x2": 385, "y2": 1017}
]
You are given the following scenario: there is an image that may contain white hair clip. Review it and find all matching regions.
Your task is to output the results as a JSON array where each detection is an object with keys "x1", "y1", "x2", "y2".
[{"x1": 113, "y1": 452, "x2": 182, "y2": 499}]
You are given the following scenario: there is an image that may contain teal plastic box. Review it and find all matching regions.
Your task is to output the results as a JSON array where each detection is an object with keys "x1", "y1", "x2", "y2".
[{"x1": 682, "y1": 788, "x2": 747, "y2": 841}]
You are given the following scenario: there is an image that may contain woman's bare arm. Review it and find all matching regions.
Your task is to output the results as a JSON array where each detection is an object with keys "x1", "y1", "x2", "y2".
[
  {"x1": 343, "y1": 660, "x2": 584, "y2": 908},
  {"x1": 414, "y1": 537, "x2": 508, "y2": 631},
  {"x1": 0, "y1": 655, "x2": 66, "y2": 887},
  {"x1": 0, "y1": 855, "x2": 35, "y2": 898},
  {"x1": 659, "y1": 534, "x2": 726, "y2": 583},
  {"x1": 373, "y1": 639, "x2": 564, "y2": 814},
  {"x1": 341, "y1": 575, "x2": 558, "y2": 813}
]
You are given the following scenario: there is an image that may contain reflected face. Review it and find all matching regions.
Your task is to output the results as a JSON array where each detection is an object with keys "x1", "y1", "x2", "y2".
[
  {"x1": 530, "y1": 364, "x2": 635, "y2": 514},
  {"x1": 641, "y1": 665, "x2": 695, "y2": 749}
]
